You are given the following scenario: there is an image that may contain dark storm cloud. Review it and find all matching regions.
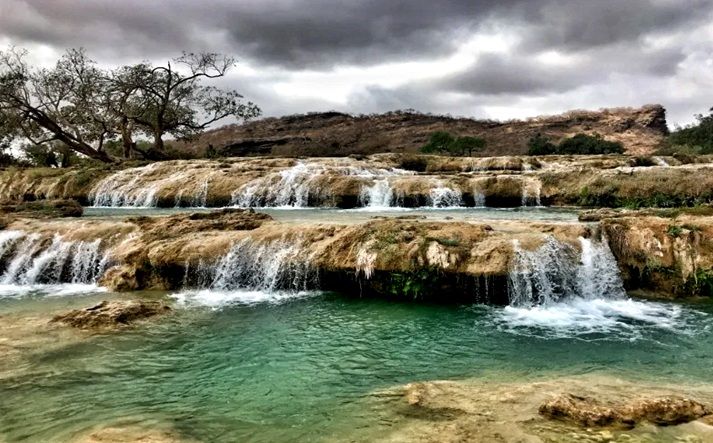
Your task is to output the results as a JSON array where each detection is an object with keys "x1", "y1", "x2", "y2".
[
  {"x1": 1, "y1": 0, "x2": 712, "y2": 125},
  {"x1": 1, "y1": 0, "x2": 709, "y2": 68},
  {"x1": 440, "y1": 43, "x2": 688, "y2": 96}
]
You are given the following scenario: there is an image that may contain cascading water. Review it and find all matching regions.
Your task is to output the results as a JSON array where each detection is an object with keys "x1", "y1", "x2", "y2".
[
  {"x1": 173, "y1": 237, "x2": 317, "y2": 307},
  {"x1": 507, "y1": 236, "x2": 625, "y2": 307},
  {"x1": 653, "y1": 156, "x2": 670, "y2": 167},
  {"x1": 521, "y1": 177, "x2": 542, "y2": 207},
  {"x1": 359, "y1": 179, "x2": 395, "y2": 208},
  {"x1": 429, "y1": 182, "x2": 463, "y2": 208},
  {"x1": 0, "y1": 231, "x2": 109, "y2": 295},
  {"x1": 501, "y1": 235, "x2": 682, "y2": 336},
  {"x1": 90, "y1": 163, "x2": 165, "y2": 207},
  {"x1": 471, "y1": 179, "x2": 487, "y2": 207},
  {"x1": 191, "y1": 180, "x2": 210, "y2": 208},
  {"x1": 232, "y1": 162, "x2": 412, "y2": 208}
]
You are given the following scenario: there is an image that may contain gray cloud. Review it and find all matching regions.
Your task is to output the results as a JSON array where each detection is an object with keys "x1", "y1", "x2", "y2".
[{"x1": 1, "y1": 0, "x2": 712, "y2": 126}]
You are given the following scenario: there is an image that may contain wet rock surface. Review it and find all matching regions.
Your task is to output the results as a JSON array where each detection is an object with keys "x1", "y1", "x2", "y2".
[
  {"x1": 539, "y1": 393, "x2": 712, "y2": 428},
  {"x1": 0, "y1": 199, "x2": 83, "y2": 218},
  {"x1": 51, "y1": 300, "x2": 171, "y2": 329}
]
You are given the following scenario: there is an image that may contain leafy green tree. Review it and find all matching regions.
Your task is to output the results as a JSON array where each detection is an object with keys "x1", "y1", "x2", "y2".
[
  {"x1": 420, "y1": 131, "x2": 455, "y2": 154},
  {"x1": 450, "y1": 135, "x2": 486, "y2": 156},
  {"x1": 527, "y1": 133, "x2": 557, "y2": 155}
]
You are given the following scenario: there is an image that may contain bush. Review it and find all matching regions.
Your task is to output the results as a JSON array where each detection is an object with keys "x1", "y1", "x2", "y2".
[
  {"x1": 668, "y1": 108, "x2": 713, "y2": 154},
  {"x1": 558, "y1": 133, "x2": 624, "y2": 154},
  {"x1": 527, "y1": 133, "x2": 557, "y2": 155},
  {"x1": 527, "y1": 133, "x2": 624, "y2": 155}
]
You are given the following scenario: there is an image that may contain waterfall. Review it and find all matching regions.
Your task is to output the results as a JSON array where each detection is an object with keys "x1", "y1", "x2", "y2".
[
  {"x1": 507, "y1": 236, "x2": 625, "y2": 307},
  {"x1": 429, "y1": 182, "x2": 463, "y2": 208},
  {"x1": 653, "y1": 156, "x2": 670, "y2": 167},
  {"x1": 187, "y1": 238, "x2": 316, "y2": 292},
  {"x1": 232, "y1": 162, "x2": 322, "y2": 208},
  {"x1": 472, "y1": 180, "x2": 486, "y2": 207},
  {"x1": 90, "y1": 163, "x2": 163, "y2": 207},
  {"x1": 191, "y1": 180, "x2": 210, "y2": 208},
  {"x1": 89, "y1": 163, "x2": 206, "y2": 208},
  {"x1": 0, "y1": 232, "x2": 109, "y2": 285},
  {"x1": 521, "y1": 177, "x2": 542, "y2": 207},
  {"x1": 232, "y1": 162, "x2": 412, "y2": 208},
  {"x1": 359, "y1": 179, "x2": 394, "y2": 208}
]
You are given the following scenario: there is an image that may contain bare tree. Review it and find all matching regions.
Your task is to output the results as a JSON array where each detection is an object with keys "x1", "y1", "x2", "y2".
[
  {"x1": 117, "y1": 52, "x2": 261, "y2": 157},
  {"x1": 0, "y1": 47, "x2": 117, "y2": 163}
]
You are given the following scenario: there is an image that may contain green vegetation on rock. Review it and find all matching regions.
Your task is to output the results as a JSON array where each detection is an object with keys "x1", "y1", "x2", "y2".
[{"x1": 528, "y1": 133, "x2": 624, "y2": 155}]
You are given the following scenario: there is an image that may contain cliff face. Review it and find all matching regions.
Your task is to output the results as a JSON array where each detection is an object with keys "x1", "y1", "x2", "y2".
[{"x1": 176, "y1": 105, "x2": 668, "y2": 157}]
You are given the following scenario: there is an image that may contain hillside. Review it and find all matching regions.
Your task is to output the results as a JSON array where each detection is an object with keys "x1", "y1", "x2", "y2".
[{"x1": 175, "y1": 105, "x2": 669, "y2": 157}]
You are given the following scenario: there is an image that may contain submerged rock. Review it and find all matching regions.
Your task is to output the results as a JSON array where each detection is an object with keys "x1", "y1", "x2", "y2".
[
  {"x1": 539, "y1": 393, "x2": 711, "y2": 428},
  {"x1": 0, "y1": 199, "x2": 83, "y2": 218},
  {"x1": 51, "y1": 300, "x2": 171, "y2": 329}
]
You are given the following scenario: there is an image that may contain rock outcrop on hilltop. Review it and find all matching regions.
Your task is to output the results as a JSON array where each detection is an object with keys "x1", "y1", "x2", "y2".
[{"x1": 174, "y1": 105, "x2": 668, "y2": 157}]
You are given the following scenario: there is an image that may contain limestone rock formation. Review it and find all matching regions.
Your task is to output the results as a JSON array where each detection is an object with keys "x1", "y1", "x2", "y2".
[
  {"x1": 51, "y1": 300, "x2": 171, "y2": 329},
  {"x1": 539, "y1": 393, "x2": 711, "y2": 428}
]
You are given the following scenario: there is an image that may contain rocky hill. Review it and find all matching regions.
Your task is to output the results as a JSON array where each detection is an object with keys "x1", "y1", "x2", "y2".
[{"x1": 176, "y1": 105, "x2": 668, "y2": 157}]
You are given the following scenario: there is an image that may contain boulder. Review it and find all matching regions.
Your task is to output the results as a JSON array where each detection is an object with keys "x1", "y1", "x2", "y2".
[{"x1": 51, "y1": 300, "x2": 171, "y2": 329}]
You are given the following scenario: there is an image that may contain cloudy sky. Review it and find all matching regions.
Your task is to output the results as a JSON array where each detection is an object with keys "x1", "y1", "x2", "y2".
[{"x1": 1, "y1": 0, "x2": 712, "y2": 127}]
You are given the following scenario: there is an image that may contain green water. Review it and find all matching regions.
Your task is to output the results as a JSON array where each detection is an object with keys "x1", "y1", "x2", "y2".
[
  {"x1": 82, "y1": 206, "x2": 580, "y2": 224},
  {"x1": 1, "y1": 289, "x2": 712, "y2": 442}
]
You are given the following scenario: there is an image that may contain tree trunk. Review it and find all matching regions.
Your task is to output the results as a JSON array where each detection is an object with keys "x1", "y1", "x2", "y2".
[
  {"x1": 153, "y1": 130, "x2": 164, "y2": 154},
  {"x1": 121, "y1": 118, "x2": 135, "y2": 159},
  {"x1": 29, "y1": 110, "x2": 116, "y2": 163}
]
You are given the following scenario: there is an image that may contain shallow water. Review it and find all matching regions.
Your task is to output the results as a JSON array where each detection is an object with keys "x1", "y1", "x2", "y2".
[
  {"x1": 83, "y1": 205, "x2": 580, "y2": 224},
  {"x1": 1, "y1": 287, "x2": 712, "y2": 442}
]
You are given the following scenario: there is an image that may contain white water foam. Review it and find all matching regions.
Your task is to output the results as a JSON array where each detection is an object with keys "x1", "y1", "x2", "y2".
[
  {"x1": 499, "y1": 297, "x2": 688, "y2": 338},
  {"x1": 429, "y1": 182, "x2": 463, "y2": 208},
  {"x1": 233, "y1": 161, "x2": 412, "y2": 208},
  {"x1": 359, "y1": 179, "x2": 395, "y2": 208},
  {"x1": 172, "y1": 237, "x2": 317, "y2": 308},
  {"x1": 499, "y1": 235, "x2": 698, "y2": 338},
  {"x1": 171, "y1": 289, "x2": 316, "y2": 309},
  {"x1": 0, "y1": 283, "x2": 106, "y2": 299},
  {"x1": 0, "y1": 232, "x2": 110, "y2": 297}
]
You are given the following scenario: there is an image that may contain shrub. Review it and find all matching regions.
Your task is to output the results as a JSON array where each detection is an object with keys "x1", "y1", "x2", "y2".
[
  {"x1": 527, "y1": 133, "x2": 623, "y2": 155},
  {"x1": 527, "y1": 133, "x2": 557, "y2": 155},
  {"x1": 557, "y1": 133, "x2": 624, "y2": 154}
]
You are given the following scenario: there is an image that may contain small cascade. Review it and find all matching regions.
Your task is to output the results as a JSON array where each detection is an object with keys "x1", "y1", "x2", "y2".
[
  {"x1": 191, "y1": 180, "x2": 210, "y2": 208},
  {"x1": 653, "y1": 156, "x2": 670, "y2": 167},
  {"x1": 0, "y1": 232, "x2": 109, "y2": 285},
  {"x1": 187, "y1": 238, "x2": 316, "y2": 292},
  {"x1": 521, "y1": 177, "x2": 542, "y2": 207},
  {"x1": 507, "y1": 236, "x2": 625, "y2": 307},
  {"x1": 232, "y1": 161, "x2": 412, "y2": 208},
  {"x1": 90, "y1": 163, "x2": 164, "y2": 207},
  {"x1": 359, "y1": 179, "x2": 394, "y2": 208},
  {"x1": 90, "y1": 163, "x2": 216, "y2": 208},
  {"x1": 472, "y1": 180, "x2": 486, "y2": 207},
  {"x1": 429, "y1": 182, "x2": 463, "y2": 208}
]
